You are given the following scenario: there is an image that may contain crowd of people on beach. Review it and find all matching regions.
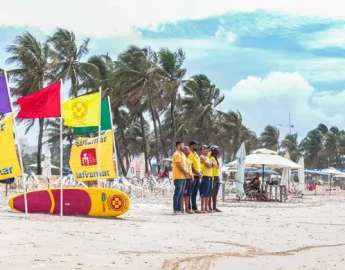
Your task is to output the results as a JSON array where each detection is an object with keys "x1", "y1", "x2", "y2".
[{"x1": 172, "y1": 140, "x2": 221, "y2": 214}]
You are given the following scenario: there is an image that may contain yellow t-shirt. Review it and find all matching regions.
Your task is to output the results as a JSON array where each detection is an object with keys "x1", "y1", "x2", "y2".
[
  {"x1": 201, "y1": 155, "x2": 213, "y2": 177},
  {"x1": 172, "y1": 150, "x2": 187, "y2": 180},
  {"x1": 188, "y1": 151, "x2": 201, "y2": 176},
  {"x1": 209, "y1": 155, "x2": 220, "y2": 177},
  {"x1": 186, "y1": 159, "x2": 193, "y2": 175}
]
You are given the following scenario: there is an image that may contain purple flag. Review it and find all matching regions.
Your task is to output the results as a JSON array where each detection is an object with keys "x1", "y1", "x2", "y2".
[{"x1": 0, "y1": 76, "x2": 12, "y2": 114}]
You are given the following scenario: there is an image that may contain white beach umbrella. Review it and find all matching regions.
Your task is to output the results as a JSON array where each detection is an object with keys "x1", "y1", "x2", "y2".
[
  {"x1": 227, "y1": 151, "x2": 302, "y2": 169},
  {"x1": 281, "y1": 152, "x2": 291, "y2": 188},
  {"x1": 298, "y1": 157, "x2": 305, "y2": 191},
  {"x1": 235, "y1": 143, "x2": 246, "y2": 193},
  {"x1": 322, "y1": 167, "x2": 345, "y2": 194},
  {"x1": 42, "y1": 149, "x2": 52, "y2": 187}
]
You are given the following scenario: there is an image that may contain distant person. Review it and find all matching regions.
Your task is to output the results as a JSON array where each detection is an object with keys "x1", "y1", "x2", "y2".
[
  {"x1": 162, "y1": 166, "x2": 169, "y2": 178},
  {"x1": 182, "y1": 146, "x2": 194, "y2": 214},
  {"x1": 249, "y1": 173, "x2": 268, "y2": 201},
  {"x1": 188, "y1": 140, "x2": 203, "y2": 213},
  {"x1": 209, "y1": 145, "x2": 221, "y2": 212},
  {"x1": 172, "y1": 141, "x2": 190, "y2": 214},
  {"x1": 200, "y1": 145, "x2": 213, "y2": 213}
]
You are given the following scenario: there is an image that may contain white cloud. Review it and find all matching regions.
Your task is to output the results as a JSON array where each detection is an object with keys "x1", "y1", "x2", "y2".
[
  {"x1": 0, "y1": 0, "x2": 344, "y2": 37},
  {"x1": 302, "y1": 26, "x2": 345, "y2": 49},
  {"x1": 271, "y1": 57, "x2": 345, "y2": 83},
  {"x1": 222, "y1": 72, "x2": 345, "y2": 140}
]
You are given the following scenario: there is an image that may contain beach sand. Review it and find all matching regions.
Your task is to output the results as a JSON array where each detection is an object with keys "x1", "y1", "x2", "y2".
[{"x1": 1, "y1": 184, "x2": 345, "y2": 270}]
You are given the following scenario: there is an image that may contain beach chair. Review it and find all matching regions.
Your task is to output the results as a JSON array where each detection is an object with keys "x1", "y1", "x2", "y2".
[{"x1": 286, "y1": 181, "x2": 303, "y2": 202}]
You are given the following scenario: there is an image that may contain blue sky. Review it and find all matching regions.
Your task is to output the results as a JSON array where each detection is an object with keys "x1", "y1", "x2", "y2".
[{"x1": 1, "y1": 1, "x2": 345, "y2": 146}]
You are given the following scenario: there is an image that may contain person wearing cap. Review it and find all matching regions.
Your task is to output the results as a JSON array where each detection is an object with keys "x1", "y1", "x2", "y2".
[
  {"x1": 188, "y1": 140, "x2": 203, "y2": 213},
  {"x1": 200, "y1": 145, "x2": 214, "y2": 213},
  {"x1": 182, "y1": 146, "x2": 194, "y2": 214},
  {"x1": 208, "y1": 145, "x2": 221, "y2": 212},
  {"x1": 172, "y1": 141, "x2": 190, "y2": 214}
]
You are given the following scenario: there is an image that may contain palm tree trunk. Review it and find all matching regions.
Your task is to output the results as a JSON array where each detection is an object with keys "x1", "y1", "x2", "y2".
[
  {"x1": 116, "y1": 108, "x2": 130, "y2": 170},
  {"x1": 156, "y1": 111, "x2": 168, "y2": 157},
  {"x1": 171, "y1": 96, "x2": 177, "y2": 153},
  {"x1": 36, "y1": 118, "x2": 44, "y2": 175},
  {"x1": 139, "y1": 111, "x2": 149, "y2": 174},
  {"x1": 147, "y1": 88, "x2": 160, "y2": 164},
  {"x1": 115, "y1": 139, "x2": 126, "y2": 175}
]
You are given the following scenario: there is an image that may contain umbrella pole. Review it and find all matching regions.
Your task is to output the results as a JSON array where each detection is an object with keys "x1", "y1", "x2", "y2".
[
  {"x1": 330, "y1": 174, "x2": 332, "y2": 195},
  {"x1": 262, "y1": 165, "x2": 265, "y2": 184}
]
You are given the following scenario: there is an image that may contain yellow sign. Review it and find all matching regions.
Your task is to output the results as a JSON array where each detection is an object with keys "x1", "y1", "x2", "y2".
[
  {"x1": 0, "y1": 115, "x2": 22, "y2": 181},
  {"x1": 69, "y1": 131, "x2": 116, "y2": 181},
  {"x1": 62, "y1": 92, "x2": 100, "y2": 127}
]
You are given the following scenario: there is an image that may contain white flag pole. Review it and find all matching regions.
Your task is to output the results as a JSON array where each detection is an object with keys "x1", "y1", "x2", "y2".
[
  {"x1": 97, "y1": 87, "x2": 102, "y2": 187},
  {"x1": 59, "y1": 80, "x2": 63, "y2": 217},
  {"x1": 4, "y1": 71, "x2": 28, "y2": 215},
  {"x1": 107, "y1": 96, "x2": 119, "y2": 179}
]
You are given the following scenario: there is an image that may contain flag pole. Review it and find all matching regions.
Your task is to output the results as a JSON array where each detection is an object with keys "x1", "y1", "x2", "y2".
[
  {"x1": 59, "y1": 80, "x2": 63, "y2": 217},
  {"x1": 107, "y1": 96, "x2": 119, "y2": 180},
  {"x1": 4, "y1": 71, "x2": 28, "y2": 215},
  {"x1": 97, "y1": 87, "x2": 102, "y2": 187}
]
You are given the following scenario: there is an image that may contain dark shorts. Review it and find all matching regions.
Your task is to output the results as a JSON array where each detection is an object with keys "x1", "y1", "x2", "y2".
[
  {"x1": 184, "y1": 180, "x2": 191, "y2": 196},
  {"x1": 200, "y1": 176, "x2": 212, "y2": 198}
]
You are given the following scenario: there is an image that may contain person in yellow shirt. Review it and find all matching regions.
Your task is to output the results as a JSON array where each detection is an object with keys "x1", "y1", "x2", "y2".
[
  {"x1": 188, "y1": 140, "x2": 202, "y2": 213},
  {"x1": 208, "y1": 145, "x2": 221, "y2": 212},
  {"x1": 172, "y1": 141, "x2": 190, "y2": 214},
  {"x1": 181, "y1": 146, "x2": 194, "y2": 214},
  {"x1": 200, "y1": 145, "x2": 214, "y2": 213}
]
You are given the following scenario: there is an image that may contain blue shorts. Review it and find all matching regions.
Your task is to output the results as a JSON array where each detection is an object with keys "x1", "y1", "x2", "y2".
[{"x1": 200, "y1": 176, "x2": 212, "y2": 198}]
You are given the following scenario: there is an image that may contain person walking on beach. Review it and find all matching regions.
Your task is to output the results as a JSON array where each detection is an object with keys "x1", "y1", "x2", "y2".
[
  {"x1": 208, "y1": 145, "x2": 221, "y2": 212},
  {"x1": 172, "y1": 141, "x2": 190, "y2": 214},
  {"x1": 188, "y1": 140, "x2": 203, "y2": 213},
  {"x1": 181, "y1": 146, "x2": 194, "y2": 214},
  {"x1": 200, "y1": 145, "x2": 213, "y2": 213}
]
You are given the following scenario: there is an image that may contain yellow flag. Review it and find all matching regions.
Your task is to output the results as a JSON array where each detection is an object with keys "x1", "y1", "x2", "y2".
[
  {"x1": 69, "y1": 131, "x2": 116, "y2": 181},
  {"x1": 0, "y1": 115, "x2": 22, "y2": 180},
  {"x1": 62, "y1": 92, "x2": 100, "y2": 127}
]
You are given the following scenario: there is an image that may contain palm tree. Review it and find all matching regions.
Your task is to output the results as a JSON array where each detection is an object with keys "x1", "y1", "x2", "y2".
[
  {"x1": 300, "y1": 127, "x2": 326, "y2": 168},
  {"x1": 260, "y1": 125, "x2": 280, "y2": 151},
  {"x1": 281, "y1": 133, "x2": 299, "y2": 162},
  {"x1": 182, "y1": 74, "x2": 224, "y2": 144},
  {"x1": 116, "y1": 46, "x2": 164, "y2": 172},
  {"x1": 6, "y1": 32, "x2": 56, "y2": 174},
  {"x1": 47, "y1": 28, "x2": 99, "y2": 97},
  {"x1": 158, "y1": 48, "x2": 186, "y2": 152}
]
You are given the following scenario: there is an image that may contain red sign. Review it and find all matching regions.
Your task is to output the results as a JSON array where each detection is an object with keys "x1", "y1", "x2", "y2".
[{"x1": 80, "y1": 148, "x2": 97, "y2": 166}]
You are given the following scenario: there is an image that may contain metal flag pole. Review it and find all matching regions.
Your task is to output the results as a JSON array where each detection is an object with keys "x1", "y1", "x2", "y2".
[
  {"x1": 97, "y1": 87, "x2": 102, "y2": 187},
  {"x1": 59, "y1": 80, "x2": 64, "y2": 216},
  {"x1": 4, "y1": 71, "x2": 28, "y2": 215},
  {"x1": 107, "y1": 96, "x2": 119, "y2": 180}
]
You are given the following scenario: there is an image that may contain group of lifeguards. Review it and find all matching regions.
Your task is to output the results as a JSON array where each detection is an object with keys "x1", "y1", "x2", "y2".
[{"x1": 172, "y1": 140, "x2": 221, "y2": 214}]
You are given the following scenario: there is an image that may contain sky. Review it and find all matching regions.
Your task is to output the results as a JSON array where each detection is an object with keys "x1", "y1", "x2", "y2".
[{"x1": 1, "y1": 0, "x2": 345, "y2": 146}]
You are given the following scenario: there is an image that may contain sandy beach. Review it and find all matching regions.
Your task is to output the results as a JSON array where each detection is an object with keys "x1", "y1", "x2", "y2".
[{"x1": 1, "y1": 185, "x2": 345, "y2": 270}]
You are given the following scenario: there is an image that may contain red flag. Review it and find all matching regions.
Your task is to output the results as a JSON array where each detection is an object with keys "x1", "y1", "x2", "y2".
[{"x1": 17, "y1": 82, "x2": 61, "y2": 119}]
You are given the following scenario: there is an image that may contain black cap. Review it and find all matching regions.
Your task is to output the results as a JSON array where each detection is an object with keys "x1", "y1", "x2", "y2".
[
  {"x1": 200, "y1": 144, "x2": 210, "y2": 150},
  {"x1": 210, "y1": 145, "x2": 220, "y2": 151},
  {"x1": 189, "y1": 140, "x2": 199, "y2": 146}
]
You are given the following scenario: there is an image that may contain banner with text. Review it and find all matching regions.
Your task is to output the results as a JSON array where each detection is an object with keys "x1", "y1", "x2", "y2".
[
  {"x1": 70, "y1": 131, "x2": 116, "y2": 181},
  {"x1": 0, "y1": 115, "x2": 22, "y2": 181}
]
